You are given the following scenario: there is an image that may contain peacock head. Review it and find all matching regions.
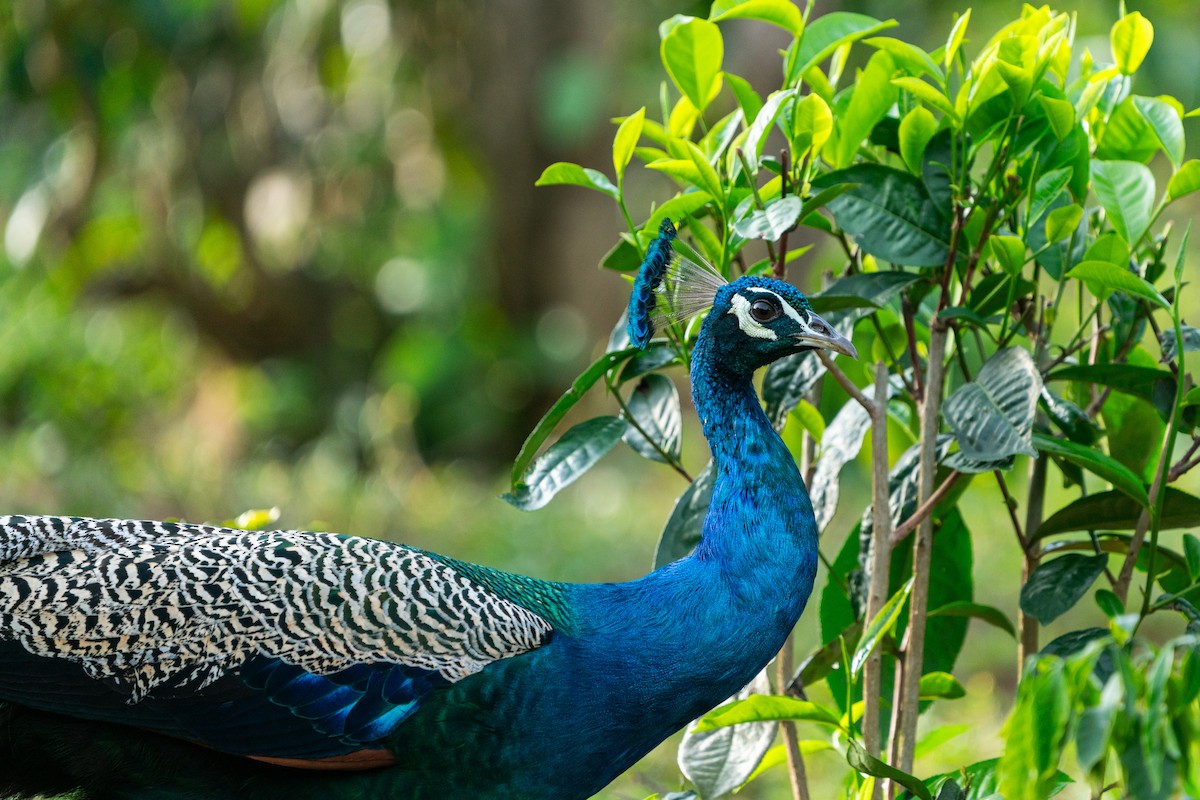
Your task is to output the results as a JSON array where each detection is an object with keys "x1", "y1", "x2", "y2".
[{"x1": 627, "y1": 219, "x2": 856, "y2": 377}]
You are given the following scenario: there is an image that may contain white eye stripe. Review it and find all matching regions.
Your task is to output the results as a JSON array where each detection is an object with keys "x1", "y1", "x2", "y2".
[
  {"x1": 728, "y1": 294, "x2": 778, "y2": 340},
  {"x1": 744, "y1": 287, "x2": 806, "y2": 325}
]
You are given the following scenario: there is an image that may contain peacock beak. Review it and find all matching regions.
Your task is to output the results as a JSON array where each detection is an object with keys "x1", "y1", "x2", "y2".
[{"x1": 793, "y1": 312, "x2": 857, "y2": 359}]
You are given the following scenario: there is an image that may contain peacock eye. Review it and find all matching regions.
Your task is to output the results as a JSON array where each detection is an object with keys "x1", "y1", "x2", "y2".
[{"x1": 749, "y1": 298, "x2": 780, "y2": 323}]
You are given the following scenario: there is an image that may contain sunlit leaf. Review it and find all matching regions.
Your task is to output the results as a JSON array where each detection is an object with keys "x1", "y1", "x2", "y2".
[
  {"x1": 899, "y1": 105, "x2": 938, "y2": 174},
  {"x1": 851, "y1": 577, "x2": 913, "y2": 675},
  {"x1": 891, "y1": 76, "x2": 957, "y2": 120},
  {"x1": 1067, "y1": 261, "x2": 1168, "y2": 309},
  {"x1": 865, "y1": 36, "x2": 943, "y2": 80},
  {"x1": 744, "y1": 88, "x2": 797, "y2": 168},
  {"x1": 787, "y1": 12, "x2": 898, "y2": 81},
  {"x1": 848, "y1": 739, "x2": 931, "y2": 800},
  {"x1": 1044, "y1": 204, "x2": 1082, "y2": 245},
  {"x1": 709, "y1": 0, "x2": 804, "y2": 36},
  {"x1": 834, "y1": 51, "x2": 899, "y2": 168},
  {"x1": 695, "y1": 694, "x2": 843, "y2": 731},
  {"x1": 1038, "y1": 95, "x2": 1075, "y2": 141},
  {"x1": 1111, "y1": 11, "x2": 1154, "y2": 75},
  {"x1": 535, "y1": 162, "x2": 619, "y2": 198},
  {"x1": 614, "y1": 107, "x2": 646, "y2": 183},
  {"x1": 1168, "y1": 160, "x2": 1200, "y2": 201},
  {"x1": 1133, "y1": 96, "x2": 1184, "y2": 167},
  {"x1": 792, "y1": 93, "x2": 833, "y2": 157},
  {"x1": 919, "y1": 671, "x2": 966, "y2": 700},
  {"x1": 661, "y1": 18, "x2": 724, "y2": 112}
]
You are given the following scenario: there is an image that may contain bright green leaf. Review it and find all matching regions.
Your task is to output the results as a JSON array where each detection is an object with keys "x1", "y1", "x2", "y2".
[
  {"x1": 990, "y1": 235, "x2": 1025, "y2": 275},
  {"x1": 613, "y1": 107, "x2": 646, "y2": 183},
  {"x1": 724, "y1": 72, "x2": 763, "y2": 123},
  {"x1": 646, "y1": 158, "x2": 705, "y2": 189},
  {"x1": 834, "y1": 51, "x2": 898, "y2": 168},
  {"x1": 1067, "y1": 261, "x2": 1168, "y2": 309},
  {"x1": 684, "y1": 140, "x2": 724, "y2": 200},
  {"x1": 944, "y1": 10, "x2": 971, "y2": 69},
  {"x1": 1111, "y1": 11, "x2": 1154, "y2": 75},
  {"x1": 919, "y1": 671, "x2": 966, "y2": 700},
  {"x1": 847, "y1": 740, "x2": 931, "y2": 800},
  {"x1": 1168, "y1": 160, "x2": 1200, "y2": 201},
  {"x1": 789, "y1": 398, "x2": 825, "y2": 443},
  {"x1": 851, "y1": 577, "x2": 913, "y2": 675},
  {"x1": 792, "y1": 92, "x2": 833, "y2": 157},
  {"x1": 865, "y1": 36, "x2": 943, "y2": 80},
  {"x1": 535, "y1": 162, "x2": 619, "y2": 198},
  {"x1": 1090, "y1": 160, "x2": 1155, "y2": 246},
  {"x1": 1044, "y1": 204, "x2": 1083, "y2": 245},
  {"x1": 899, "y1": 105, "x2": 937, "y2": 174},
  {"x1": 641, "y1": 192, "x2": 713, "y2": 233},
  {"x1": 891, "y1": 76, "x2": 957, "y2": 120},
  {"x1": 661, "y1": 18, "x2": 724, "y2": 112},
  {"x1": 787, "y1": 12, "x2": 897, "y2": 82},
  {"x1": 710, "y1": 0, "x2": 804, "y2": 36},
  {"x1": 744, "y1": 88, "x2": 796, "y2": 168},
  {"x1": 695, "y1": 694, "x2": 843, "y2": 732},
  {"x1": 1038, "y1": 95, "x2": 1075, "y2": 141}
]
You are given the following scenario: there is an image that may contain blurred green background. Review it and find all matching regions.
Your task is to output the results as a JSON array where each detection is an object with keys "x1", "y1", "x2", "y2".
[{"x1": 1, "y1": 1, "x2": 1198, "y2": 797}]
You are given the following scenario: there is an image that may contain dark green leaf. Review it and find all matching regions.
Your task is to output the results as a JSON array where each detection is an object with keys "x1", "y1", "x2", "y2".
[
  {"x1": 509, "y1": 349, "x2": 638, "y2": 487},
  {"x1": 619, "y1": 345, "x2": 679, "y2": 384},
  {"x1": 1020, "y1": 554, "x2": 1109, "y2": 625},
  {"x1": 967, "y1": 272, "x2": 1036, "y2": 317},
  {"x1": 502, "y1": 416, "x2": 628, "y2": 511},
  {"x1": 929, "y1": 601, "x2": 1016, "y2": 638},
  {"x1": 679, "y1": 672, "x2": 776, "y2": 799},
  {"x1": 848, "y1": 739, "x2": 931, "y2": 800},
  {"x1": 1185, "y1": 533, "x2": 1200, "y2": 579},
  {"x1": 1046, "y1": 363, "x2": 1175, "y2": 419},
  {"x1": 943, "y1": 347, "x2": 1041, "y2": 461},
  {"x1": 814, "y1": 164, "x2": 952, "y2": 267},
  {"x1": 654, "y1": 462, "x2": 714, "y2": 568},
  {"x1": 1031, "y1": 432, "x2": 1149, "y2": 508},
  {"x1": 1037, "y1": 487, "x2": 1200, "y2": 538},
  {"x1": 1040, "y1": 388, "x2": 1100, "y2": 445},
  {"x1": 808, "y1": 271, "x2": 922, "y2": 313},
  {"x1": 623, "y1": 375, "x2": 682, "y2": 463},
  {"x1": 763, "y1": 352, "x2": 825, "y2": 427},
  {"x1": 793, "y1": 620, "x2": 861, "y2": 688},
  {"x1": 601, "y1": 236, "x2": 643, "y2": 271},
  {"x1": 1094, "y1": 588, "x2": 1124, "y2": 618},
  {"x1": 920, "y1": 129, "x2": 956, "y2": 220}
]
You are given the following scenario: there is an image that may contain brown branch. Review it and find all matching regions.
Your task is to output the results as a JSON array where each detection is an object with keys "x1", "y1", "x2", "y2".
[
  {"x1": 889, "y1": 469, "x2": 963, "y2": 547},
  {"x1": 817, "y1": 352, "x2": 874, "y2": 413},
  {"x1": 862, "y1": 363, "x2": 893, "y2": 795},
  {"x1": 1019, "y1": 457, "x2": 1046, "y2": 668}
]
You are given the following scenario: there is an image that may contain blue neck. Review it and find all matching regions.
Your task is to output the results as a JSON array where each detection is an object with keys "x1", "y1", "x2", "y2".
[{"x1": 688, "y1": 352, "x2": 818, "y2": 595}]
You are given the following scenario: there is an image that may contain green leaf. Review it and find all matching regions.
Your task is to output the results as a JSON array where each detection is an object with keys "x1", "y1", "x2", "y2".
[
  {"x1": 600, "y1": 235, "x2": 642, "y2": 271},
  {"x1": 919, "y1": 671, "x2": 966, "y2": 700},
  {"x1": 899, "y1": 105, "x2": 938, "y2": 175},
  {"x1": 734, "y1": 196, "x2": 802, "y2": 240},
  {"x1": 943, "y1": 10, "x2": 970, "y2": 68},
  {"x1": 227, "y1": 507, "x2": 281, "y2": 531},
  {"x1": 641, "y1": 192, "x2": 713, "y2": 233},
  {"x1": 1090, "y1": 160, "x2": 1155, "y2": 246},
  {"x1": 744, "y1": 88, "x2": 796, "y2": 168},
  {"x1": 1020, "y1": 553, "x2": 1109, "y2": 625},
  {"x1": 1168, "y1": 160, "x2": 1200, "y2": 201},
  {"x1": 810, "y1": 399, "x2": 876, "y2": 531},
  {"x1": 1031, "y1": 432, "x2": 1149, "y2": 508},
  {"x1": 788, "y1": 12, "x2": 897, "y2": 81},
  {"x1": 1097, "y1": 98, "x2": 1161, "y2": 163},
  {"x1": 646, "y1": 158, "x2": 704, "y2": 189},
  {"x1": 791, "y1": 93, "x2": 833, "y2": 157},
  {"x1": 695, "y1": 695, "x2": 843, "y2": 732},
  {"x1": 1044, "y1": 204, "x2": 1083, "y2": 245},
  {"x1": 684, "y1": 140, "x2": 724, "y2": 200},
  {"x1": 535, "y1": 162, "x2": 619, "y2": 198},
  {"x1": 834, "y1": 51, "x2": 899, "y2": 168},
  {"x1": 891, "y1": 76, "x2": 957, "y2": 120},
  {"x1": 654, "y1": 462, "x2": 713, "y2": 568},
  {"x1": 997, "y1": 661, "x2": 1073, "y2": 800},
  {"x1": 789, "y1": 398, "x2": 825, "y2": 443},
  {"x1": 1040, "y1": 388, "x2": 1099, "y2": 445},
  {"x1": 1111, "y1": 11, "x2": 1154, "y2": 75},
  {"x1": 661, "y1": 18, "x2": 724, "y2": 112},
  {"x1": 848, "y1": 739, "x2": 931, "y2": 800},
  {"x1": 710, "y1": 0, "x2": 803, "y2": 36},
  {"x1": 509, "y1": 348, "x2": 638, "y2": 486},
  {"x1": 622, "y1": 374, "x2": 682, "y2": 464},
  {"x1": 680, "y1": 672, "x2": 776, "y2": 800},
  {"x1": 1186, "y1": 533, "x2": 1200, "y2": 580},
  {"x1": 943, "y1": 347, "x2": 1041, "y2": 461},
  {"x1": 763, "y1": 348, "x2": 828, "y2": 427},
  {"x1": 1067, "y1": 261, "x2": 1168, "y2": 309},
  {"x1": 1028, "y1": 167, "x2": 1073, "y2": 227},
  {"x1": 851, "y1": 577, "x2": 913, "y2": 675},
  {"x1": 1047, "y1": 363, "x2": 1174, "y2": 415},
  {"x1": 1094, "y1": 588, "x2": 1124, "y2": 618},
  {"x1": 1036, "y1": 487, "x2": 1200, "y2": 539},
  {"x1": 989, "y1": 235, "x2": 1025, "y2": 275},
  {"x1": 865, "y1": 36, "x2": 943, "y2": 80},
  {"x1": 929, "y1": 601, "x2": 1016, "y2": 638},
  {"x1": 809, "y1": 271, "x2": 922, "y2": 313},
  {"x1": 1076, "y1": 702, "x2": 1117, "y2": 772},
  {"x1": 814, "y1": 164, "x2": 951, "y2": 267},
  {"x1": 1038, "y1": 95, "x2": 1075, "y2": 140},
  {"x1": 1133, "y1": 96, "x2": 1184, "y2": 167},
  {"x1": 613, "y1": 108, "x2": 645, "y2": 183},
  {"x1": 502, "y1": 416, "x2": 628, "y2": 511},
  {"x1": 724, "y1": 72, "x2": 763, "y2": 123}
]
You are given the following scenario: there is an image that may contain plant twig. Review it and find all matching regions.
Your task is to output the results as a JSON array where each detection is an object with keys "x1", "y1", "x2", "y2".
[
  {"x1": 889, "y1": 470, "x2": 962, "y2": 547},
  {"x1": 894, "y1": 321, "x2": 948, "y2": 775},
  {"x1": 862, "y1": 362, "x2": 893, "y2": 796},
  {"x1": 1017, "y1": 457, "x2": 1045, "y2": 671},
  {"x1": 775, "y1": 148, "x2": 793, "y2": 279},
  {"x1": 817, "y1": 352, "x2": 874, "y2": 413},
  {"x1": 1113, "y1": 431, "x2": 1169, "y2": 604}
]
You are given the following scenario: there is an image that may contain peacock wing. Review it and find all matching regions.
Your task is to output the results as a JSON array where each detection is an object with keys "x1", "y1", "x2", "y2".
[{"x1": 0, "y1": 515, "x2": 555, "y2": 762}]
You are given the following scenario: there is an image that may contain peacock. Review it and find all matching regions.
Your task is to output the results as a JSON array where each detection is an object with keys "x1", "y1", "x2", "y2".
[{"x1": 0, "y1": 220, "x2": 855, "y2": 800}]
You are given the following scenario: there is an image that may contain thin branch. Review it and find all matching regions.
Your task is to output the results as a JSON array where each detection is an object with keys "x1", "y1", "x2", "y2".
[
  {"x1": 889, "y1": 469, "x2": 963, "y2": 547},
  {"x1": 1018, "y1": 456, "x2": 1047, "y2": 669},
  {"x1": 1168, "y1": 436, "x2": 1200, "y2": 482},
  {"x1": 817, "y1": 352, "x2": 874, "y2": 413},
  {"x1": 993, "y1": 470, "x2": 1028, "y2": 551},
  {"x1": 862, "y1": 363, "x2": 893, "y2": 795},
  {"x1": 774, "y1": 148, "x2": 793, "y2": 280},
  {"x1": 901, "y1": 295, "x2": 923, "y2": 399}
]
